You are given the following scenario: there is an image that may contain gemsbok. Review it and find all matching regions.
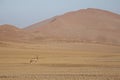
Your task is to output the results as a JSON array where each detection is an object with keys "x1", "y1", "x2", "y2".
[{"x1": 29, "y1": 56, "x2": 39, "y2": 64}]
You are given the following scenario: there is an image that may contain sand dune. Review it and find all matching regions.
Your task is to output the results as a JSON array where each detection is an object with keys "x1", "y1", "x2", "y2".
[
  {"x1": 0, "y1": 8, "x2": 120, "y2": 45},
  {"x1": 0, "y1": 24, "x2": 31, "y2": 42},
  {"x1": 25, "y1": 8, "x2": 120, "y2": 45}
]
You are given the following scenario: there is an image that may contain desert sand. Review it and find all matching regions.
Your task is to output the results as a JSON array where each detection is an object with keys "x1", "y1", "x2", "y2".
[
  {"x1": 0, "y1": 41, "x2": 120, "y2": 80},
  {"x1": 0, "y1": 8, "x2": 120, "y2": 80}
]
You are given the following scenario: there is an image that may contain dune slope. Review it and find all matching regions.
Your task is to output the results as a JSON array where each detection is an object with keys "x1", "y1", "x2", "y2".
[{"x1": 25, "y1": 8, "x2": 120, "y2": 45}]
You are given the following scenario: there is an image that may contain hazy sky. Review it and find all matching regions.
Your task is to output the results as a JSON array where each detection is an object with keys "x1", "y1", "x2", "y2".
[{"x1": 0, "y1": 0, "x2": 120, "y2": 28}]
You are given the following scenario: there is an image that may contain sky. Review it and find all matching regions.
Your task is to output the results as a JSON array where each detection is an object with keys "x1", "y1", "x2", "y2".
[{"x1": 0, "y1": 0, "x2": 120, "y2": 28}]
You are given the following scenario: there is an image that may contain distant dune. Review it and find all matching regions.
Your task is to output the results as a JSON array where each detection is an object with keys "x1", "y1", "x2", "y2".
[
  {"x1": 1, "y1": 8, "x2": 120, "y2": 45},
  {"x1": 0, "y1": 24, "x2": 30, "y2": 42}
]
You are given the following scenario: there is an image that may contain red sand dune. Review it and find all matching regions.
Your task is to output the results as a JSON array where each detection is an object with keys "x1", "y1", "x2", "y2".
[
  {"x1": 25, "y1": 8, "x2": 120, "y2": 45},
  {"x1": 0, "y1": 8, "x2": 120, "y2": 45},
  {"x1": 0, "y1": 24, "x2": 30, "y2": 42}
]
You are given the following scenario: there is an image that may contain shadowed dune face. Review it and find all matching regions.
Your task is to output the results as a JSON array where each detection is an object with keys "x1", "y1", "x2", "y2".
[{"x1": 25, "y1": 8, "x2": 120, "y2": 45}]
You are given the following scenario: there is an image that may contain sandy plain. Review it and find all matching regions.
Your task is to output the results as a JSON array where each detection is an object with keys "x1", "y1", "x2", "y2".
[{"x1": 0, "y1": 41, "x2": 120, "y2": 80}]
